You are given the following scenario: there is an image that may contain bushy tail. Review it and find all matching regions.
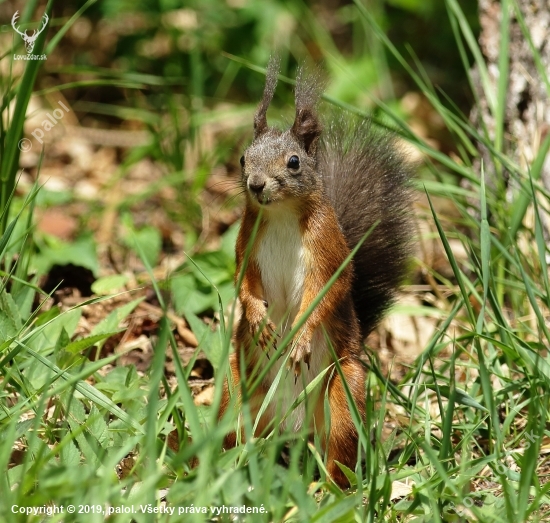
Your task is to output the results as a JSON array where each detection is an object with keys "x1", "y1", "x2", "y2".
[{"x1": 319, "y1": 115, "x2": 414, "y2": 337}]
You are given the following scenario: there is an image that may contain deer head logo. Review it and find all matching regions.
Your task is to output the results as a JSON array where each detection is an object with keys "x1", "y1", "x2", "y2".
[{"x1": 11, "y1": 11, "x2": 49, "y2": 54}]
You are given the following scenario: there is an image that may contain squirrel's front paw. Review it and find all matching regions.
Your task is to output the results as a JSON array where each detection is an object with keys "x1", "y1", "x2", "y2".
[
  {"x1": 250, "y1": 319, "x2": 278, "y2": 353},
  {"x1": 288, "y1": 337, "x2": 311, "y2": 377}
]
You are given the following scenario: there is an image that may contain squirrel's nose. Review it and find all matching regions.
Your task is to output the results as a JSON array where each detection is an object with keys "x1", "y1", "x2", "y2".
[{"x1": 248, "y1": 180, "x2": 265, "y2": 195}]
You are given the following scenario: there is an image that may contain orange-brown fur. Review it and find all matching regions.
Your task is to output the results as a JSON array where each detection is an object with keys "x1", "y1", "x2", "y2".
[
  {"x1": 218, "y1": 58, "x2": 411, "y2": 489},
  {"x1": 219, "y1": 188, "x2": 366, "y2": 488}
]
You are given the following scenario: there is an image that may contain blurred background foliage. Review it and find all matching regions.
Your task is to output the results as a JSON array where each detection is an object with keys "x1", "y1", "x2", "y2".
[
  {"x1": 55, "y1": 0, "x2": 479, "y2": 111},
  {"x1": 0, "y1": 0, "x2": 480, "y2": 305},
  {"x1": 24, "y1": 0, "x2": 479, "y2": 244}
]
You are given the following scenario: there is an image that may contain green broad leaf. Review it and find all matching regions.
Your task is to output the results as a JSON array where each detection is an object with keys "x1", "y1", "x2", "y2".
[
  {"x1": 65, "y1": 332, "x2": 121, "y2": 354},
  {"x1": 90, "y1": 297, "x2": 144, "y2": 337},
  {"x1": 29, "y1": 308, "x2": 82, "y2": 353},
  {"x1": 336, "y1": 462, "x2": 357, "y2": 489},
  {"x1": 12, "y1": 283, "x2": 36, "y2": 323},
  {"x1": 59, "y1": 439, "x2": 82, "y2": 467},
  {"x1": 188, "y1": 250, "x2": 234, "y2": 286},
  {"x1": 172, "y1": 242, "x2": 235, "y2": 315},
  {"x1": 15, "y1": 420, "x2": 34, "y2": 439},
  {"x1": 218, "y1": 282, "x2": 235, "y2": 309},
  {"x1": 111, "y1": 386, "x2": 149, "y2": 404},
  {"x1": 56, "y1": 331, "x2": 120, "y2": 369},
  {"x1": 7, "y1": 465, "x2": 25, "y2": 488},
  {"x1": 34, "y1": 235, "x2": 100, "y2": 276},
  {"x1": 35, "y1": 188, "x2": 72, "y2": 207},
  {"x1": 91, "y1": 274, "x2": 130, "y2": 295},
  {"x1": 34, "y1": 305, "x2": 60, "y2": 326},
  {"x1": 171, "y1": 273, "x2": 215, "y2": 315},
  {"x1": 311, "y1": 495, "x2": 358, "y2": 523},
  {"x1": 128, "y1": 226, "x2": 162, "y2": 268},
  {"x1": 121, "y1": 213, "x2": 161, "y2": 268},
  {"x1": 327, "y1": 56, "x2": 379, "y2": 104},
  {"x1": 64, "y1": 396, "x2": 101, "y2": 466},
  {"x1": 88, "y1": 405, "x2": 110, "y2": 449},
  {"x1": 55, "y1": 327, "x2": 77, "y2": 368},
  {"x1": 390, "y1": 305, "x2": 447, "y2": 318},
  {"x1": 220, "y1": 222, "x2": 239, "y2": 261},
  {"x1": 184, "y1": 311, "x2": 223, "y2": 371},
  {"x1": 0, "y1": 291, "x2": 22, "y2": 342},
  {"x1": 94, "y1": 366, "x2": 147, "y2": 412},
  {"x1": 55, "y1": 328, "x2": 71, "y2": 352},
  {"x1": 101, "y1": 365, "x2": 138, "y2": 387}
]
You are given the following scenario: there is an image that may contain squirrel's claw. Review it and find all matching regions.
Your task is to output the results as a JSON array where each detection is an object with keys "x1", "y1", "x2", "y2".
[
  {"x1": 288, "y1": 338, "x2": 311, "y2": 378},
  {"x1": 304, "y1": 353, "x2": 311, "y2": 371},
  {"x1": 288, "y1": 360, "x2": 301, "y2": 381},
  {"x1": 251, "y1": 319, "x2": 278, "y2": 353}
]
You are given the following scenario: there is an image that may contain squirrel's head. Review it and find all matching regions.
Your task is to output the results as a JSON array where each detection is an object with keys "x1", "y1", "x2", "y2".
[{"x1": 240, "y1": 57, "x2": 324, "y2": 208}]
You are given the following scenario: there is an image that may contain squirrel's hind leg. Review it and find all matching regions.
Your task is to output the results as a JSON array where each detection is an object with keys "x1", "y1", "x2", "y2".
[
  {"x1": 325, "y1": 358, "x2": 366, "y2": 489},
  {"x1": 219, "y1": 352, "x2": 272, "y2": 448},
  {"x1": 219, "y1": 353, "x2": 241, "y2": 449}
]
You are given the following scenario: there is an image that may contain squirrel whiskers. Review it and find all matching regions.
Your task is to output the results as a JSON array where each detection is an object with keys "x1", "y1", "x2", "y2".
[{"x1": 219, "y1": 57, "x2": 413, "y2": 488}]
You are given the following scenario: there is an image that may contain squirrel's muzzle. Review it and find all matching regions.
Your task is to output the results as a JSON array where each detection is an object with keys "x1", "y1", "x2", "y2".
[{"x1": 248, "y1": 180, "x2": 266, "y2": 196}]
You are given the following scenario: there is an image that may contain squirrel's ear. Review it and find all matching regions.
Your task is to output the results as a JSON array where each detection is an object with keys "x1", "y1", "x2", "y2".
[
  {"x1": 292, "y1": 107, "x2": 321, "y2": 156},
  {"x1": 254, "y1": 55, "x2": 280, "y2": 139},
  {"x1": 291, "y1": 66, "x2": 324, "y2": 156}
]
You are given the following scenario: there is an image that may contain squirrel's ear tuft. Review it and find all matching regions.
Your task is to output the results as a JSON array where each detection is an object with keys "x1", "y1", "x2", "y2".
[
  {"x1": 291, "y1": 66, "x2": 324, "y2": 156},
  {"x1": 254, "y1": 55, "x2": 280, "y2": 139}
]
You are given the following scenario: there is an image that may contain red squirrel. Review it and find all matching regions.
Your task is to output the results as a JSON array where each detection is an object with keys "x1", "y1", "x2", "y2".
[{"x1": 219, "y1": 57, "x2": 412, "y2": 488}]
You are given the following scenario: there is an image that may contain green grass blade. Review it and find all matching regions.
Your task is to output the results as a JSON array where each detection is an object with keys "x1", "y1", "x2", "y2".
[
  {"x1": 0, "y1": 0, "x2": 53, "y2": 234},
  {"x1": 509, "y1": 131, "x2": 550, "y2": 241}
]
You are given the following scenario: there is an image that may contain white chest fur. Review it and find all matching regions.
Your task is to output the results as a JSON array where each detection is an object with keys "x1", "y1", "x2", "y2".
[
  {"x1": 255, "y1": 212, "x2": 305, "y2": 329},
  {"x1": 253, "y1": 211, "x2": 329, "y2": 431}
]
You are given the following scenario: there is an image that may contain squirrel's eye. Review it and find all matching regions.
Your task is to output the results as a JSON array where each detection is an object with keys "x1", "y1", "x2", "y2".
[
  {"x1": 287, "y1": 155, "x2": 300, "y2": 169},
  {"x1": 240, "y1": 155, "x2": 245, "y2": 168}
]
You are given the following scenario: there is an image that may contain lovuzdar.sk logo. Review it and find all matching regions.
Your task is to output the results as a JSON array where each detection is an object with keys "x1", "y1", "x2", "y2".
[{"x1": 11, "y1": 10, "x2": 49, "y2": 61}]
